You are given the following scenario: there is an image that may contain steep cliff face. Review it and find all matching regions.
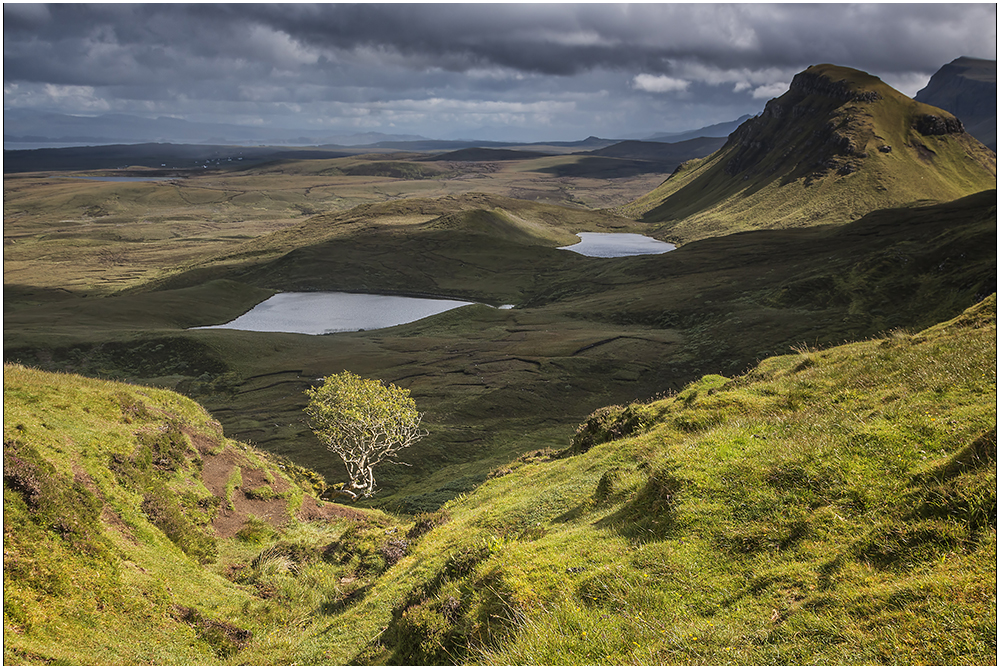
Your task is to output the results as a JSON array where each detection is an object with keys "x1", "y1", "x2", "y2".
[
  {"x1": 624, "y1": 64, "x2": 996, "y2": 243},
  {"x1": 915, "y1": 57, "x2": 997, "y2": 150}
]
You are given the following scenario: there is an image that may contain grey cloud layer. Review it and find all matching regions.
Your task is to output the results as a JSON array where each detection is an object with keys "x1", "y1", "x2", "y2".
[{"x1": 4, "y1": 3, "x2": 996, "y2": 139}]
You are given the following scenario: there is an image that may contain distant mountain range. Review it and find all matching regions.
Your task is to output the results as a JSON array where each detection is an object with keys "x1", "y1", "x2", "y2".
[
  {"x1": 2, "y1": 110, "x2": 427, "y2": 148},
  {"x1": 915, "y1": 57, "x2": 996, "y2": 151},
  {"x1": 4, "y1": 107, "x2": 755, "y2": 153},
  {"x1": 644, "y1": 115, "x2": 755, "y2": 143}
]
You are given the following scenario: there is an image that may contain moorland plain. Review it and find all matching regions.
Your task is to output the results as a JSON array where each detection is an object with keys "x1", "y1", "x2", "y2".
[
  {"x1": 4, "y1": 154, "x2": 995, "y2": 511},
  {"x1": 3, "y1": 153, "x2": 668, "y2": 301}
]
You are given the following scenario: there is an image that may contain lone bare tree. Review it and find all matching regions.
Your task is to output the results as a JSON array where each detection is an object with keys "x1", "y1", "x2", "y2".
[{"x1": 304, "y1": 371, "x2": 425, "y2": 500}]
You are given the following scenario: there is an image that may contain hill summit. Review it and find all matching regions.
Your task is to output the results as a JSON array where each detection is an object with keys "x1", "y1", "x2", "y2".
[{"x1": 624, "y1": 64, "x2": 997, "y2": 243}]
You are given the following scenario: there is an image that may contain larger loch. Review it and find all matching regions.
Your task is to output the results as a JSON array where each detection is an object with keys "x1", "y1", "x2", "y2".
[{"x1": 194, "y1": 292, "x2": 476, "y2": 335}]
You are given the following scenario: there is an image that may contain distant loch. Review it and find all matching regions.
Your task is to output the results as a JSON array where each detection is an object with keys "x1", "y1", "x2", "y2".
[{"x1": 558, "y1": 232, "x2": 676, "y2": 257}]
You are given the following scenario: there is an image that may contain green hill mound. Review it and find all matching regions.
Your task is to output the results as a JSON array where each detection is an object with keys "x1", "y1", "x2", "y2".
[
  {"x1": 142, "y1": 192, "x2": 641, "y2": 301},
  {"x1": 422, "y1": 207, "x2": 581, "y2": 246},
  {"x1": 2, "y1": 365, "x2": 364, "y2": 664},
  {"x1": 6, "y1": 296, "x2": 994, "y2": 664},
  {"x1": 623, "y1": 64, "x2": 997, "y2": 243}
]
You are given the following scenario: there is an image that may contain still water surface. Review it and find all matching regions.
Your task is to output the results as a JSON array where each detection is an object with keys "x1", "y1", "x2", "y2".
[
  {"x1": 195, "y1": 292, "x2": 475, "y2": 335},
  {"x1": 558, "y1": 232, "x2": 675, "y2": 258},
  {"x1": 71, "y1": 176, "x2": 176, "y2": 182}
]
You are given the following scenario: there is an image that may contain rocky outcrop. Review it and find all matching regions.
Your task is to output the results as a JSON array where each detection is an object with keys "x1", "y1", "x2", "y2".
[
  {"x1": 912, "y1": 113, "x2": 966, "y2": 137},
  {"x1": 788, "y1": 70, "x2": 883, "y2": 104},
  {"x1": 722, "y1": 67, "x2": 881, "y2": 178}
]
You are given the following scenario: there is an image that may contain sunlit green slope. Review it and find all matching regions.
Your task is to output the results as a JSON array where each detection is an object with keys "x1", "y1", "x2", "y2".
[
  {"x1": 340, "y1": 295, "x2": 996, "y2": 665},
  {"x1": 623, "y1": 64, "x2": 997, "y2": 243},
  {"x1": 2, "y1": 365, "x2": 358, "y2": 665}
]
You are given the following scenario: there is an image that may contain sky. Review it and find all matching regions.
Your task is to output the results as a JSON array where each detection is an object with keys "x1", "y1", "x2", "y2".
[{"x1": 3, "y1": 3, "x2": 997, "y2": 142}]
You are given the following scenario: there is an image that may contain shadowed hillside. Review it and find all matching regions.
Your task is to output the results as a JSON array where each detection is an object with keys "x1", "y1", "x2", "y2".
[
  {"x1": 429, "y1": 147, "x2": 553, "y2": 162},
  {"x1": 622, "y1": 64, "x2": 996, "y2": 244},
  {"x1": 585, "y1": 137, "x2": 727, "y2": 163},
  {"x1": 915, "y1": 57, "x2": 997, "y2": 150},
  {"x1": 2, "y1": 143, "x2": 351, "y2": 174}
]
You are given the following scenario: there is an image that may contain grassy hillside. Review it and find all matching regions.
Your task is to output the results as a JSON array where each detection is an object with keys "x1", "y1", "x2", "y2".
[
  {"x1": 320, "y1": 295, "x2": 998, "y2": 665},
  {"x1": 5, "y1": 295, "x2": 995, "y2": 664},
  {"x1": 2, "y1": 364, "x2": 364, "y2": 664},
  {"x1": 622, "y1": 64, "x2": 997, "y2": 243}
]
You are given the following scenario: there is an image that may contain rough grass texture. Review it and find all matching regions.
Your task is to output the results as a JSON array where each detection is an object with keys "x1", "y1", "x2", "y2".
[
  {"x1": 352, "y1": 295, "x2": 996, "y2": 666},
  {"x1": 4, "y1": 295, "x2": 995, "y2": 664},
  {"x1": 2, "y1": 366, "x2": 357, "y2": 664}
]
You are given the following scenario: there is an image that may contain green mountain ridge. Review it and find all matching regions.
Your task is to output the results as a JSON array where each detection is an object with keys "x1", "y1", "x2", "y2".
[{"x1": 623, "y1": 64, "x2": 996, "y2": 243}]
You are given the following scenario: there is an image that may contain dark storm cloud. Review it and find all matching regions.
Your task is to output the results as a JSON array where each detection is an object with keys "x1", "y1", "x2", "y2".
[
  {"x1": 8, "y1": 4, "x2": 994, "y2": 78},
  {"x1": 4, "y1": 3, "x2": 996, "y2": 139}
]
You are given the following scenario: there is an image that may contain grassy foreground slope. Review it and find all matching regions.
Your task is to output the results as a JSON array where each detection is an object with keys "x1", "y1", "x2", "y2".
[
  {"x1": 623, "y1": 64, "x2": 996, "y2": 243},
  {"x1": 2, "y1": 365, "x2": 365, "y2": 665},
  {"x1": 341, "y1": 295, "x2": 996, "y2": 665},
  {"x1": 4, "y1": 296, "x2": 996, "y2": 664}
]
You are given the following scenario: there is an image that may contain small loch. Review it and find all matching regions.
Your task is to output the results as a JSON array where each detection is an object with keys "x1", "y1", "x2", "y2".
[{"x1": 558, "y1": 232, "x2": 675, "y2": 258}]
